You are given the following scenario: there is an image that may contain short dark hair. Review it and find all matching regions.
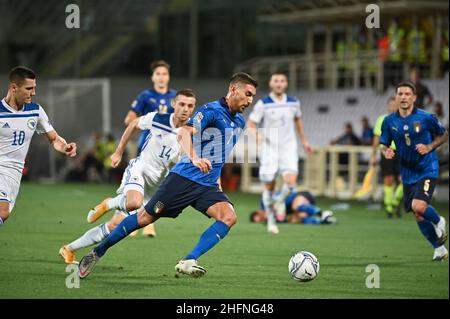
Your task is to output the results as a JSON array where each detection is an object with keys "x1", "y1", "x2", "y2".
[
  {"x1": 271, "y1": 71, "x2": 288, "y2": 79},
  {"x1": 387, "y1": 96, "x2": 396, "y2": 103},
  {"x1": 249, "y1": 211, "x2": 258, "y2": 222},
  {"x1": 9, "y1": 66, "x2": 36, "y2": 85},
  {"x1": 395, "y1": 81, "x2": 416, "y2": 95},
  {"x1": 150, "y1": 60, "x2": 170, "y2": 74},
  {"x1": 175, "y1": 88, "x2": 196, "y2": 100},
  {"x1": 230, "y1": 72, "x2": 258, "y2": 88}
]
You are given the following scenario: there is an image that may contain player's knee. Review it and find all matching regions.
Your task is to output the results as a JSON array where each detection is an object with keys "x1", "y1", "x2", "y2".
[
  {"x1": 126, "y1": 197, "x2": 143, "y2": 211},
  {"x1": 137, "y1": 209, "x2": 152, "y2": 226},
  {"x1": 413, "y1": 212, "x2": 424, "y2": 221},
  {"x1": 0, "y1": 208, "x2": 10, "y2": 221},
  {"x1": 412, "y1": 201, "x2": 427, "y2": 214},
  {"x1": 221, "y1": 211, "x2": 237, "y2": 227}
]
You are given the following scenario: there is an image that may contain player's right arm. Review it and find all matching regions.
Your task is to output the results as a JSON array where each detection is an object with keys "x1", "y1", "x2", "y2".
[
  {"x1": 111, "y1": 112, "x2": 156, "y2": 168},
  {"x1": 124, "y1": 110, "x2": 138, "y2": 126},
  {"x1": 379, "y1": 116, "x2": 395, "y2": 159},
  {"x1": 177, "y1": 125, "x2": 212, "y2": 174}
]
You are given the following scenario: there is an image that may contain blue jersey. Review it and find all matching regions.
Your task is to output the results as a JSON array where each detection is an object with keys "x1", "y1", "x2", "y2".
[
  {"x1": 130, "y1": 89, "x2": 177, "y2": 154},
  {"x1": 380, "y1": 108, "x2": 447, "y2": 184},
  {"x1": 171, "y1": 98, "x2": 246, "y2": 187}
]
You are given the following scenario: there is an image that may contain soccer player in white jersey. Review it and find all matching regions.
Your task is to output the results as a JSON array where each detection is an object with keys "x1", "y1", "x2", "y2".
[
  {"x1": 248, "y1": 72, "x2": 313, "y2": 234},
  {"x1": 59, "y1": 89, "x2": 196, "y2": 264},
  {"x1": 0, "y1": 66, "x2": 77, "y2": 226}
]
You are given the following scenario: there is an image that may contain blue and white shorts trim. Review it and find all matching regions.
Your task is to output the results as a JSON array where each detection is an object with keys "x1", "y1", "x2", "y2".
[{"x1": 0, "y1": 174, "x2": 21, "y2": 213}]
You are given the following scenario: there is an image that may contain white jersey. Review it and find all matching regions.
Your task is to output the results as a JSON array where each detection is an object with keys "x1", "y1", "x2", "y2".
[
  {"x1": 0, "y1": 99, "x2": 54, "y2": 181},
  {"x1": 136, "y1": 112, "x2": 181, "y2": 185},
  {"x1": 249, "y1": 93, "x2": 302, "y2": 150}
]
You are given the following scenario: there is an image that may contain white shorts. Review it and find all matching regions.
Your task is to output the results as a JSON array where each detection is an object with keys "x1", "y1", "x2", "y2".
[
  {"x1": 259, "y1": 144, "x2": 299, "y2": 183},
  {"x1": 116, "y1": 158, "x2": 159, "y2": 207},
  {"x1": 0, "y1": 174, "x2": 21, "y2": 213}
]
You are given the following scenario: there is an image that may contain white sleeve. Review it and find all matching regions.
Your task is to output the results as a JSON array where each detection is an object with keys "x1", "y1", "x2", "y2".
[
  {"x1": 137, "y1": 112, "x2": 157, "y2": 130},
  {"x1": 36, "y1": 105, "x2": 54, "y2": 134},
  {"x1": 294, "y1": 99, "x2": 302, "y2": 118},
  {"x1": 248, "y1": 100, "x2": 265, "y2": 124}
]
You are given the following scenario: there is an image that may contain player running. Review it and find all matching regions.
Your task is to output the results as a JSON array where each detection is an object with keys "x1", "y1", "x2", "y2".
[
  {"x1": 77, "y1": 72, "x2": 258, "y2": 278},
  {"x1": 0, "y1": 66, "x2": 76, "y2": 226},
  {"x1": 59, "y1": 89, "x2": 196, "y2": 264},
  {"x1": 380, "y1": 81, "x2": 449, "y2": 261},
  {"x1": 248, "y1": 72, "x2": 313, "y2": 234},
  {"x1": 124, "y1": 60, "x2": 177, "y2": 237},
  {"x1": 371, "y1": 97, "x2": 404, "y2": 218}
]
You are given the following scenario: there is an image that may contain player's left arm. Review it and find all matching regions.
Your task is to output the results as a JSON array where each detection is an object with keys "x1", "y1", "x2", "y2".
[
  {"x1": 415, "y1": 115, "x2": 449, "y2": 155},
  {"x1": 294, "y1": 117, "x2": 313, "y2": 154},
  {"x1": 45, "y1": 130, "x2": 77, "y2": 157}
]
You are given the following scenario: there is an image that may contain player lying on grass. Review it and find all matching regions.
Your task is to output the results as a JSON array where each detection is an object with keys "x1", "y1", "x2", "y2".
[
  {"x1": 0, "y1": 66, "x2": 76, "y2": 226},
  {"x1": 380, "y1": 81, "x2": 448, "y2": 261},
  {"x1": 77, "y1": 73, "x2": 258, "y2": 279},
  {"x1": 250, "y1": 191, "x2": 337, "y2": 225},
  {"x1": 59, "y1": 89, "x2": 196, "y2": 264}
]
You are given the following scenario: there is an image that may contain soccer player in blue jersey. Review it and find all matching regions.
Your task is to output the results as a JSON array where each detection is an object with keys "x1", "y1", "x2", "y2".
[
  {"x1": 380, "y1": 82, "x2": 449, "y2": 261},
  {"x1": 78, "y1": 73, "x2": 258, "y2": 278},
  {"x1": 124, "y1": 60, "x2": 176, "y2": 236}
]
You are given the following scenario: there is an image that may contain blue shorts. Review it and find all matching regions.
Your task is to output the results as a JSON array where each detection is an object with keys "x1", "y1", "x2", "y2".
[
  {"x1": 144, "y1": 172, "x2": 233, "y2": 219},
  {"x1": 403, "y1": 178, "x2": 436, "y2": 213}
]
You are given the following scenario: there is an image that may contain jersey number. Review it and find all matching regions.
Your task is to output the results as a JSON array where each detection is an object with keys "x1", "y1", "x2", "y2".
[
  {"x1": 12, "y1": 131, "x2": 26, "y2": 146},
  {"x1": 424, "y1": 179, "x2": 430, "y2": 192},
  {"x1": 159, "y1": 145, "x2": 172, "y2": 160},
  {"x1": 404, "y1": 133, "x2": 411, "y2": 146}
]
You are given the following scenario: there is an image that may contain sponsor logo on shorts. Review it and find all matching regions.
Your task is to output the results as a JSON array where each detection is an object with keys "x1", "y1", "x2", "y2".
[{"x1": 154, "y1": 201, "x2": 164, "y2": 214}]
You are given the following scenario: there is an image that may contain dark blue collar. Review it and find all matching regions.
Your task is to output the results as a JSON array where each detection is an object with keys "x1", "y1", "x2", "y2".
[
  {"x1": 219, "y1": 97, "x2": 236, "y2": 117},
  {"x1": 396, "y1": 106, "x2": 417, "y2": 117}
]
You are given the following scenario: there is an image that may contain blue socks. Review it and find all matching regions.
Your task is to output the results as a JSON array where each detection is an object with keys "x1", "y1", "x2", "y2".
[
  {"x1": 297, "y1": 204, "x2": 321, "y2": 216},
  {"x1": 422, "y1": 206, "x2": 440, "y2": 224},
  {"x1": 94, "y1": 214, "x2": 140, "y2": 257},
  {"x1": 417, "y1": 220, "x2": 440, "y2": 248},
  {"x1": 185, "y1": 221, "x2": 230, "y2": 260},
  {"x1": 302, "y1": 217, "x2": 321, "y2": 224}
]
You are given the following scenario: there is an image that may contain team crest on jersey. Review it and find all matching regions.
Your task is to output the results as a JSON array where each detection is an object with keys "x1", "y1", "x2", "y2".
[
  {"x1": 194, "y1": 112, "x2": 204, "y2": 124},
  {"x1": 153, "y1": 201, "x2": 164, "y2": 214},
  {"x1": 413, "y1": 122, "x2": 421, "y2": 133},
  {"x1": 27, "y1": 118, "x2": 37, "y2": 130}
]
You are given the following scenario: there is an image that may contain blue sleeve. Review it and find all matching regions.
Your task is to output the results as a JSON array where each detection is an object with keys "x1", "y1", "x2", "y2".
[
  {"x1": 187, "y1": 106, "x2": 215, "y2": 130},
  {"x1": 379, "y1": 117, "x2": 392, "y2": 146},
  {"x1": 130, "y1": 91, "x2": 148, "y2": 116},
  {"x1": 428, "y1": 114, "x2": 446, "y2": 136}
]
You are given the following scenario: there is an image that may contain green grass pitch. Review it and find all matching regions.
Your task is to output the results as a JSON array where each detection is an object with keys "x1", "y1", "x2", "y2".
[{"x1": 0, "y1": 182, "x2": 448, "y2": 299}]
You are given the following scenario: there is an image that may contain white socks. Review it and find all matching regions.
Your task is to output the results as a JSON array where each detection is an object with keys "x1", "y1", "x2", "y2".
[
  {"x1": 262, "y1": 190, "x2": 276, "y2": 226},
  {"x1": 273, "y1": 183, "x2": 294, "y2": 203},
  {"x1": 67, "y1": 223, "x2": 111, "y2": 251},
  {"x1": 107, "y1": 194, "x2": 127, "y2": 212}
]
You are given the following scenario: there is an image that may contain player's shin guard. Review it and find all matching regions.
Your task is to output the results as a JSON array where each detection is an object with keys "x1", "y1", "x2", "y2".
[
  {"x1": 422, "y1": 206, "x2": 440, "y2": 225},
  {"x1": 417, "y1": 220, "x2": 440, "y2": 248},
  {"x1": 297, "y1": 204, "x2": 321, "y2": 216},
  {"x1": 94, "y1": 214, "x2": 140, "y2": 257},
  {"x1": 262, "y1": 190, "x2": 276, "y2": 225},
  {"x1": 67, "y1": 223, "x2": 111, "y2": 251},
  {"x1": 383, "y1": 185, "x2": 394, "y2": 214},
  {"x1": 393, "y1": 184, "x2": 403, "y2": 207},
  {"x1": 185, "y1": 221, "x2": 230, "y2": 260},
  {"x1": 108, "y1": 194, "x2": 127, "y2": 212},
  {"x1": 273, "y1": 183, "x2": 294, "y2": 203}
]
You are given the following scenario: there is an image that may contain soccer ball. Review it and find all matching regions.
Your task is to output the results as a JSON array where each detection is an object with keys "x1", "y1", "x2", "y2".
[{"x1": 288, "y1": 251, "x2": 320, "y2": 282}]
